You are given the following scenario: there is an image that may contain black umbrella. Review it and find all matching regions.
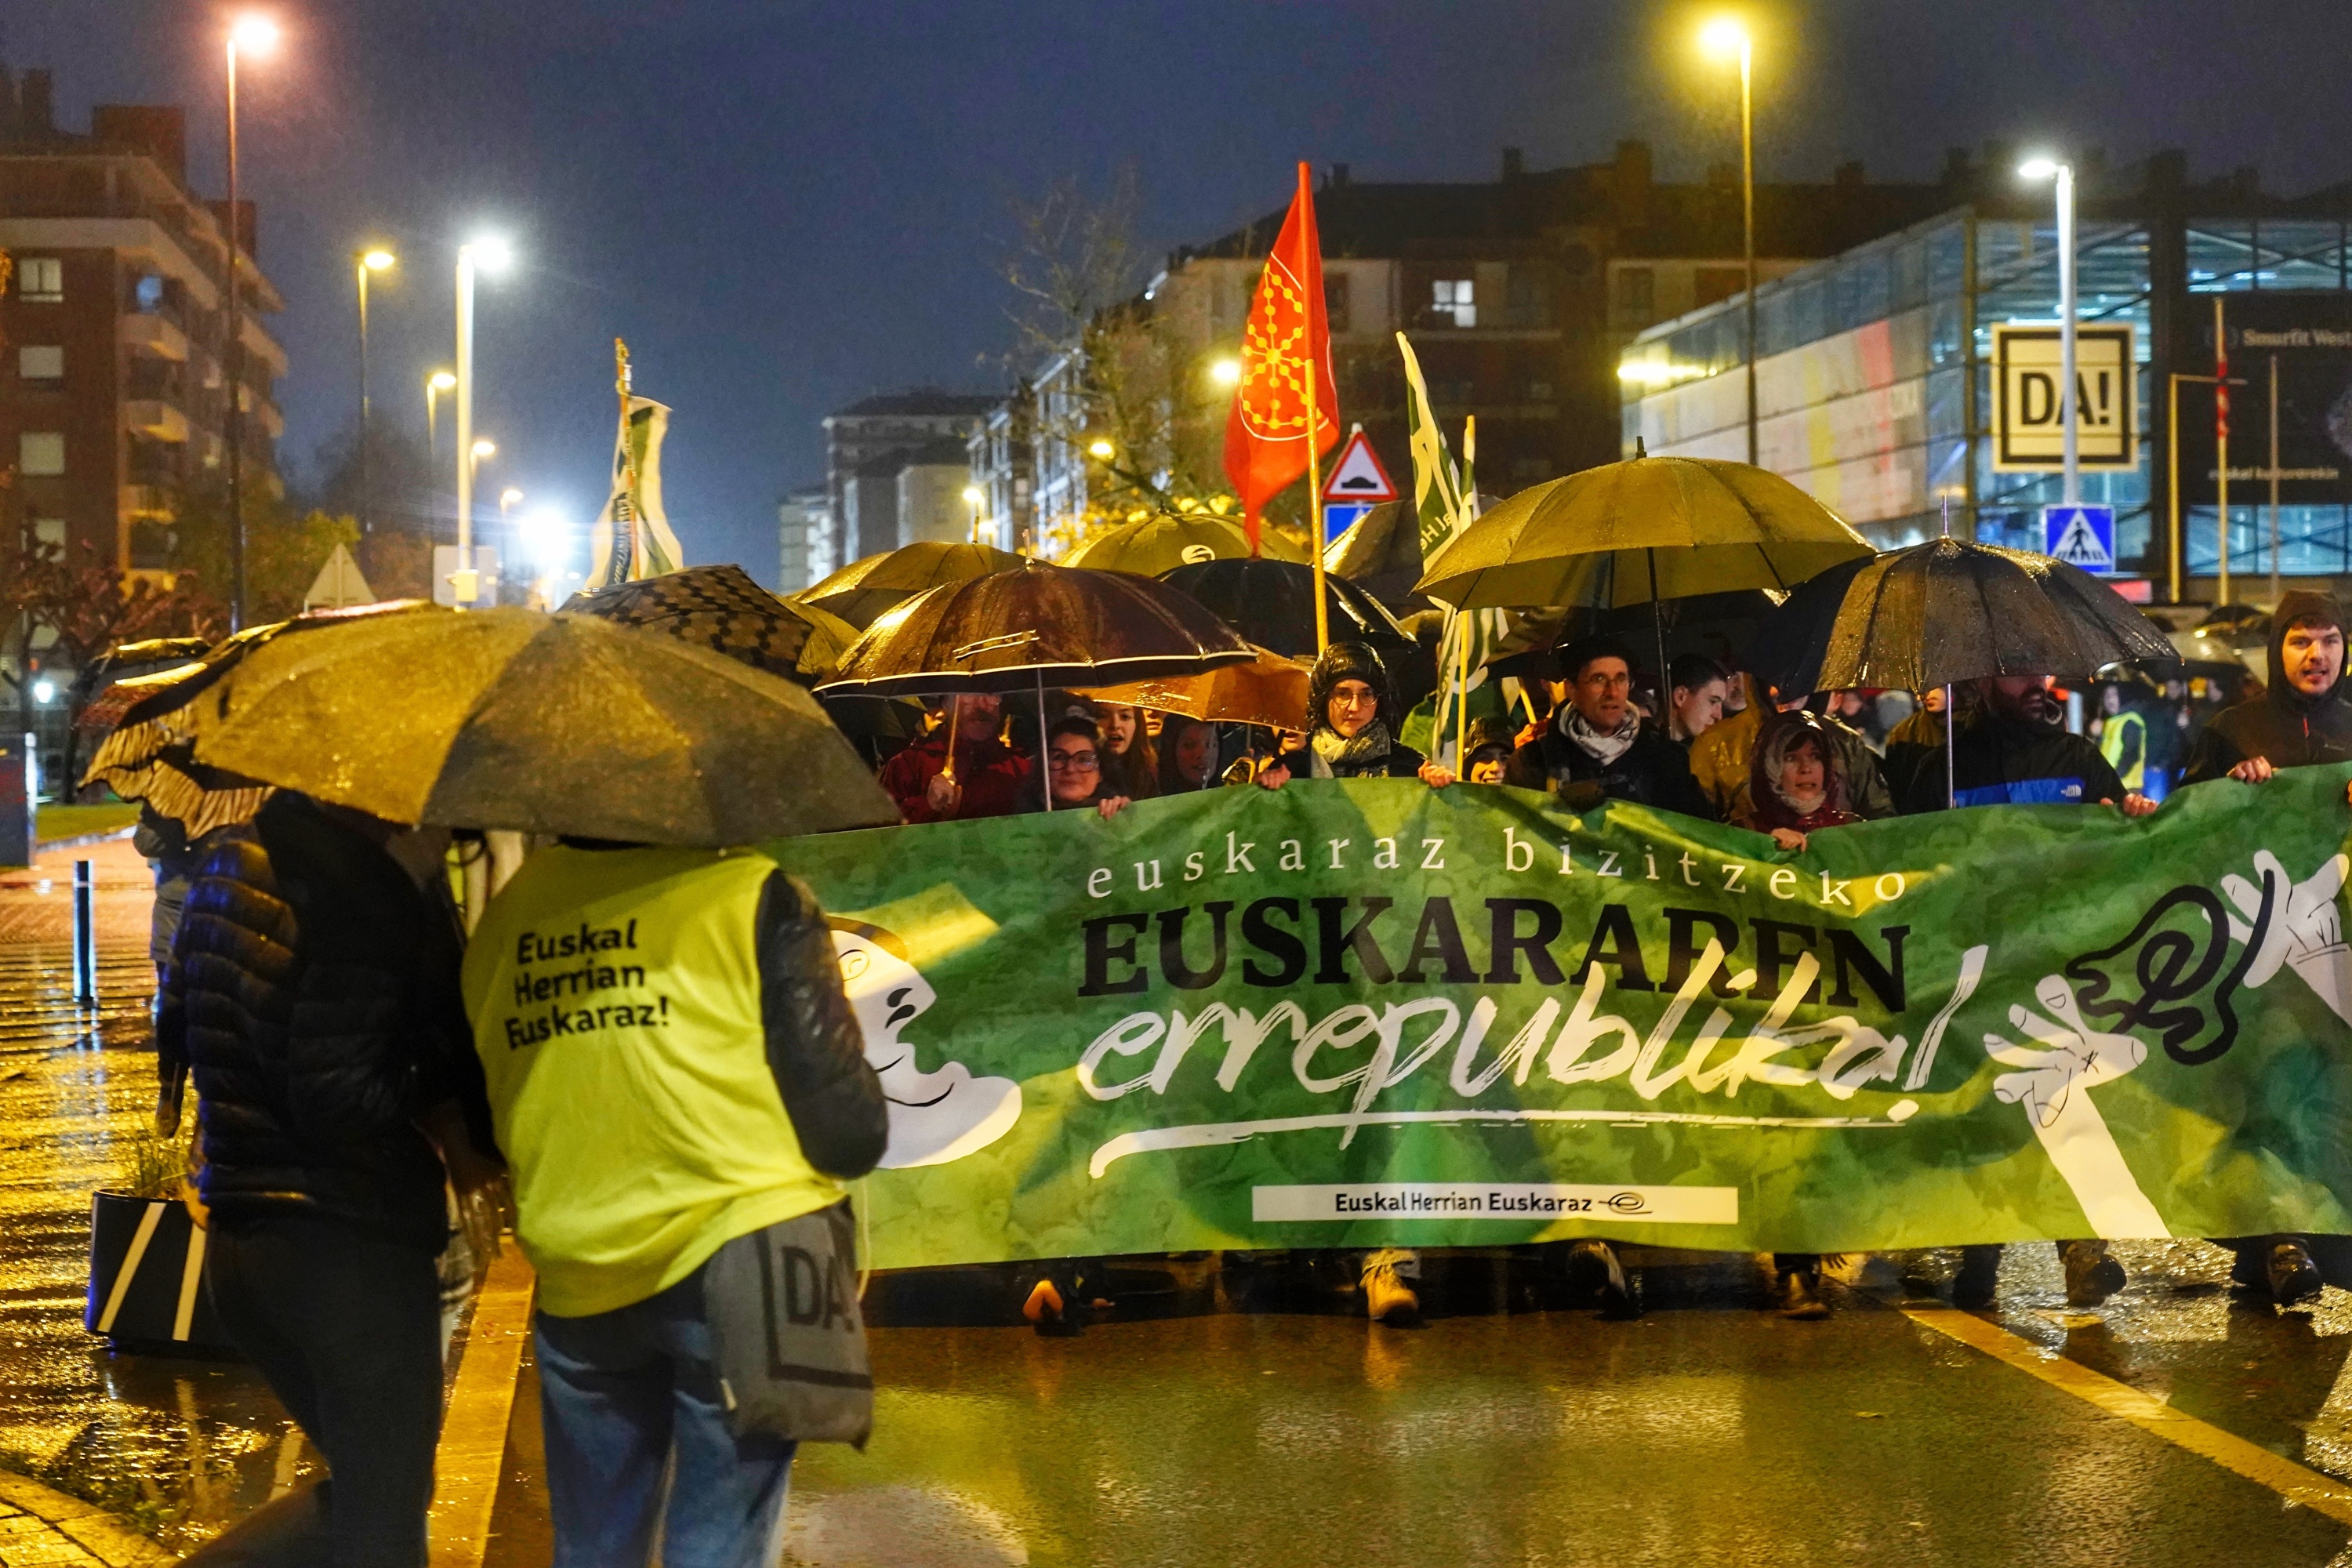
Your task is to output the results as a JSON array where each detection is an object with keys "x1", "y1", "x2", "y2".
[
  {"x1": 1487, "y1": 590, "x2": 1784, "y2": 685},
  {"x1": 1156, "y1": 558, "x2": 1414, "y2": 659},
  {"x1": 1744, "y1": 538, "x2": 2177, "y2": 698}
]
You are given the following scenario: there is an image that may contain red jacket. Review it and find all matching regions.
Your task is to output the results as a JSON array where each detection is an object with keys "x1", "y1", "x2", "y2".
[{"x1": 877, "y1": 729, "x2": 1034, "y2": 824}]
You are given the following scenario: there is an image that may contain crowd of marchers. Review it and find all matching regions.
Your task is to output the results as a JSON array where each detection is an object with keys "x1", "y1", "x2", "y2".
[{"x1": 143, "y1": 590, "x2": 2350, "y2": 1566}]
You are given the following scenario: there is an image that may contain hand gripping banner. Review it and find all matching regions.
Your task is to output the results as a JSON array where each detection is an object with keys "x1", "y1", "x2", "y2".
[{"x1": 761, "y1": 770, "x2": 2352, "y2": 1269}]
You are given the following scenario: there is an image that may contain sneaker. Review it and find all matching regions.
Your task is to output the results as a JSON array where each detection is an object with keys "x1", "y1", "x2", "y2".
[
  {"x1": 1777, "y1": 1269, "x2": 1831, "y2": 1321},
  {"x1": 1952, "y1": 1245, "x2": 2002, "y2": 1308},
  {"x1": 1022, "y1": 1276, "x2": 1065, "y2": 1334},
  {"x1": 1565, "y1": 1239, "x2": 1640, "y2": 1319},
  {"x1": 2269, "y1": 1240, "x2": 2325, "y2": 1308},
  {"x1": 1362, "y1": 1258, "x2": 1421, "y2": 1327},
  {"x1": 2060, "y1": 1240, "x2": 2127, "y2": 1308}
]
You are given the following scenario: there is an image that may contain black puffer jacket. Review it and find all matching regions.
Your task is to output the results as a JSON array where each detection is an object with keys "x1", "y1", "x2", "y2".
[
  {"x1": 2183, "y1": 589, "x2": 2352, "y2": 781},
  {"x1": 158, "y1": 793, "x2": 490, "y2": 1251},
  {"x1": 1504, "y1": 717, "x2": 1715, "y2": 819}
]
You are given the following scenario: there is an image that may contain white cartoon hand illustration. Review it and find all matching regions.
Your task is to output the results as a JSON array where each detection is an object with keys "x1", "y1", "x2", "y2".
[
  {"x1": 1982, "y1": 974, "x2": 2148, "y2": 1131},
  {"x1": 2222, "y1": 850, "x2": 2352, "y2": 1024}
]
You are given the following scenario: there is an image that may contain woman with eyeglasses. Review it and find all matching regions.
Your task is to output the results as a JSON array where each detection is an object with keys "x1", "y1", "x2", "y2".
[{"x1": 1033, "y1": 718, "x2": 1131, "y2": 819}]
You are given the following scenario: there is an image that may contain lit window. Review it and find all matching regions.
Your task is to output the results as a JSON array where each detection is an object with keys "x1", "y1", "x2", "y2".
[
  {"x1": 20, "y1": 432, "x2": 66, "y2": 475},
  {"x1": 1432, "y1": 278, "x2": 1475, "y2": 328},
  {"x1": 134, "y1": 274, "x2": 165, "y2": 312},
  {"x1": 33, "y1": 517, "x2": 67, "y2": 548},
  {"x1": 18, "y1": 258, "x2": 63, "y2": 303},
  {"x1": 19, "y1": 346, "x2": 63, "y2": 382}
]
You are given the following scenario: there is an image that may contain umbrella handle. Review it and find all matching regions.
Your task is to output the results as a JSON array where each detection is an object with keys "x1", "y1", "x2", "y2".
[{"x1": 940, "y1": 697, "x2": 960, "y2": 784}]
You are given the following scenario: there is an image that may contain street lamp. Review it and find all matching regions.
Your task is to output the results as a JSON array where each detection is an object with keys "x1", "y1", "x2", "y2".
[
  {"x1": 425, "y1": 369, "x2": 455, "y2": 467},
  {"x1": 1087, "y1": 438, "x2": 1115, "y2": 461},
  {"x1": 2019, "y1": 157, "x2": 2079, "y2": 506},
  {"x1": 453, "y1": 236, "x2": 513, "y2": 607},
  {"x1": 1700, "y1": 16, "x2": 1755, "y2": 466},
  {"x1": 1210, "y1": 357, "x2": 1242, "y2": 388},
  {"x1": 354, "y1": 247, "x2": 394, "y2": 537},
  {"x1": 222, "y1": 12, "x2": 279, "y2": 630},
  {"x1": 961, "y1": 484, "x2": 985, "y2": 545}
]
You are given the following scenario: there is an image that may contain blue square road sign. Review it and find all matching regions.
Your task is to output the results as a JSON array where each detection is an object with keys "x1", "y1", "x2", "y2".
[{"x1": 2042, "y1": 504, "x2": 2116, "y2": 574}]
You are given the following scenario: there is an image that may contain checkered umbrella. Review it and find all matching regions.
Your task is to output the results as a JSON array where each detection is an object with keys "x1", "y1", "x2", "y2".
[{"x1": 561, "y1": 563, "x2": 858, "y2": 684}]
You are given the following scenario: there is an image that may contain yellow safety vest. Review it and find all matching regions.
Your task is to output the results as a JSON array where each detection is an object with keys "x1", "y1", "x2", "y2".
[
  {"x1": 2099, "y1": 709, "x2": 2147, "y2": 791},
  {"x1": 463, "y1": 844, "x2": 844, "y2": 1318}
]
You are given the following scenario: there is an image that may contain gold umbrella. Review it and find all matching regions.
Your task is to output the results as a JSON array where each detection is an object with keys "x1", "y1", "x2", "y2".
[
  {"x1": 1063, "y1": 511, "x2": 1306, "y2": 576},
  {"x1": 1080, "y1": 645, "x2": 1308, "y2": 733},
  {"x1": 1414, "y1": 453, "x2": 1873, "y2": 612},
  {"x1": 797, "y1": 541, "x2": 1025, "y2": 629}
]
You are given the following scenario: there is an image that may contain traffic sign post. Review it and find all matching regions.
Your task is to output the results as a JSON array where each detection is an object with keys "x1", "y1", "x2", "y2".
[{"x1": 2042, "y1": 504, "x2": 2116, "y2": 573}]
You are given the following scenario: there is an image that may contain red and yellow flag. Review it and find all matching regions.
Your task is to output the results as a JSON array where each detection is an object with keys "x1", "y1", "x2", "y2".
[{"x1": 1223, "y1": 162, "x2": 1339, "y2": 552}]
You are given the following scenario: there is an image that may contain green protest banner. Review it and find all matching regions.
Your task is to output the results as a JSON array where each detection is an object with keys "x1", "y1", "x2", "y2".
[{"x1": 768, "y1": 770, "x2": 2352, "y2": 1268}]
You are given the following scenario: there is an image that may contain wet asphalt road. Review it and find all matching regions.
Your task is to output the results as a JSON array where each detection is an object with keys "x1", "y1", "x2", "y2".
[{"x1": 13, "y1": 841, "x2": 2352, "y2": 1565}]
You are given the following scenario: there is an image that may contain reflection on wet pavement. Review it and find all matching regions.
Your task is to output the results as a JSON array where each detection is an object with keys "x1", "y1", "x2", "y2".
[{"x1": 0, "y1": 840, "x2": 305, "y2": 1552}]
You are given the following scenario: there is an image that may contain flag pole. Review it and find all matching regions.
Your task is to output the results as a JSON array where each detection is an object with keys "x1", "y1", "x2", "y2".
[
  {"x1": 1305, "y1": 350, "x2": 1329, "y2": 654},
  {"x1": 1454, "y1": 414, "x2": 1476, "y2": 771}
]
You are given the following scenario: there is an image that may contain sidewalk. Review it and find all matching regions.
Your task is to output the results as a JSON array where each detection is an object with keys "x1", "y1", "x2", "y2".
[{"x1": 0, "y1": 1471, "x2": 173, "y2": 1566}]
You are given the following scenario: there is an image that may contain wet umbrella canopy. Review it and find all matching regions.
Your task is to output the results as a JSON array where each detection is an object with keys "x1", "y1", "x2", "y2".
[
  {"x1": 797, "y1": 541, "x2": 1028, "y2": 630},
  {"x1": 1062, "y1": 511, "x2": 1305, "y2": 576},
  {"x1": 1156, "y1": 558, "x2": 1414, "y2": 660},
  {"x1": 562, "y1": 561, "x2": 859, "y2": 684},
  {"x1": 1743, "y1": 537, "x2": 2179, "y2": 697},
  {"x1": 1414, "y1": 455, "x2": 1872, "y2": 612},
  {"x1": 819, "y1": 561, "x2": 1253, "y2": 697},
  {"x1": 190, "y1": 607, "x2": 898, "y2": 844},
  {"x1": 1080, "y1": 644, "x2": 1310, "y2": 733}
]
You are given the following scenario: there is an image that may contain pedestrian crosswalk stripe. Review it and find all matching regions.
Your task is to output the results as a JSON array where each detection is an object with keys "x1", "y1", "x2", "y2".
[{"x1": 1900, "y1": 1301, "x2": 2352, "y2": 1525}]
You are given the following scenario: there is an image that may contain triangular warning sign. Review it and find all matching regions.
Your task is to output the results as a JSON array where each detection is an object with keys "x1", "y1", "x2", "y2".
[
  {"x1": 2050, "y1": 512, "x2": 2112, "y2": 569},
  {"x1": 1321, "y1": 427, "x2": 1399, "y2": 503},
  {"x1": 303, "y1": 543, "x2": 376, "y2": 610}
]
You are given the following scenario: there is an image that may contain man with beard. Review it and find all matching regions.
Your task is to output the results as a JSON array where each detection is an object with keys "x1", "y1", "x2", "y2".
[
  {"x1": 1900, "y1": 671, "x2": 2158, "y2": 1308},
  {"x1": 2183, "y1": 589, "x2": 2352, "y2": 1308}
]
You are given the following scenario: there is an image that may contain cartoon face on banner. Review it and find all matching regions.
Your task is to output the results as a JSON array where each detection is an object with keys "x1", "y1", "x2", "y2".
[{"x1": 829, "y1": 920, "x2": 1021, "y2": 1169}]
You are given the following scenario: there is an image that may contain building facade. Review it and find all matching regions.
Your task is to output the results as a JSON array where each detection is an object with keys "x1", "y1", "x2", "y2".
[
  {"x1": 1131, "y1": 144, "x2": 1958, "y2": 521},
  {"x1": 775, "y1": 484, "x2": 825, "y2": 594},
  {"x1": 1619, "y1": 149, "x2": 2352, "y2": 597},
  {"x1": 818, "y1": 390, "x2": 995, "y2": 575},
  {"x1": 0, "y1": 68, "x2": 287, "y2": 583}
]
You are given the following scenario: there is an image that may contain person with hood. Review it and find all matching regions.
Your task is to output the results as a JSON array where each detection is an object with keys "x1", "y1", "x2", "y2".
[
  {"x1": 1254, "y1": 641, "x2": 1450, "y2": 789},
  {"x1": 1898, "y1": 670, "x2": 2157, "y2": 1308},
  {"x1": 2183, "y1": 589, "x2": 2352, "y2": 1307},
  {"x1": 1502, "y1": 634, "x2": 1713, "y2": 818},
  {"x1": 1732, "y1": 712, "x2": 1867, "y2": 1319}
]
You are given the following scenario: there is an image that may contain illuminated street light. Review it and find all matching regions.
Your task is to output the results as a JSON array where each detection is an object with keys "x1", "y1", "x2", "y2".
[
  {"x1": 471, "y1": 438, "x2": 497, "y2": 466},
  {"x1": 2018, "y1": 156, "x2": 2079, "y2": 505},
  {"x1": 1699, "y1": 16, "x2": 1756, "y2": 465},
  {"x1": 1210, "y1": 358, "x2": 1242, "y2": 387},
  {"x1": 453, "y1": 236, "x2": 514, "y2": 606},
  {"x1": 221, "y1": 12, "x2": 281, "y2": 628},
  {"x1": 31, "y1": 680, "x2": 55, "y2": 706},
  {"x1": 1087, "y1": 439, "x2": 1116, "y2": 460},
  {"x1": 500, "y1": 486, "x2": 524, "y2": 514},
  {"x1": 354, "y1": 246, "x2": 395, "y2": 538},
  {"x1": 961, "y1": 485, "x2": 985, "y2": 544}
]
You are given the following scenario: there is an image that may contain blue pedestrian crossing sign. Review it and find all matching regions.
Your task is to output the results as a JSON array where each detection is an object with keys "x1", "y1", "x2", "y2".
[{"x1": 2042, "y1": 504, "x2": 2116, "y2": 574}]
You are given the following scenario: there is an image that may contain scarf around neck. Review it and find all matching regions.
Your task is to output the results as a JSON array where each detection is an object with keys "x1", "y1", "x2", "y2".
[
  {"x1": 1563, "y1": 706, "x2": 1640, "y2": 766},
  {"x1": 1310, "y1": 721, "x2": 1394, "y2": 779}
]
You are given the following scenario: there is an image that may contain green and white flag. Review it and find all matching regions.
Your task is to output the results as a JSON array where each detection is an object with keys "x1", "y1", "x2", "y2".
[
  {"x1": 1399, "y1": 332, "x2": 1505, "y2": 764},
  {"x1": 589, "y1": 396, "x2": 685, "y2": 587}
]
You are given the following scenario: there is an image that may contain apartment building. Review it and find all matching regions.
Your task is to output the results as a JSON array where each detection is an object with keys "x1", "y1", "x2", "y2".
[{"x1": 0, "y1": 67, "x2": 288, "y2": 583}]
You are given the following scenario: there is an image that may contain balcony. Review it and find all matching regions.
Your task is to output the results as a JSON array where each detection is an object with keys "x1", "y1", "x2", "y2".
[
  {"x1": 240, "y1": 315, "x2": 289, "y2": 377},
  {"x1": 247, "y1": 394, "x2": 285, "y2": 441},
  {"x1": 120, "y1": 485, "x2": 175, "y2": 520},
  {"x1": 119, "y1": 312, "x2": 191, "y2": 361},
  {"x1": 125, "y1": 400, "x2": 191, "y2": 443}
]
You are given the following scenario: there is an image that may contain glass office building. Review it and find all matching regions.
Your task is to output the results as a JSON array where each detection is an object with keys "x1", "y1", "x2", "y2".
[{"x1": 1619, "y1": 176, "x2": 2352, "y2": 595}]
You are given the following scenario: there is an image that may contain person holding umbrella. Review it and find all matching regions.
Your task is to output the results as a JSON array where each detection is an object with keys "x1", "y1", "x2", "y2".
[
  {"x1": 2181, "y1": 590, "x2": 2352, "y2": 1308},
  {"x1": 1501, "y1": 634, "x2": 1714, "y2": 818},
  {"x1": 878, "y1": 692, "x2": 1034, "y2": 823}
]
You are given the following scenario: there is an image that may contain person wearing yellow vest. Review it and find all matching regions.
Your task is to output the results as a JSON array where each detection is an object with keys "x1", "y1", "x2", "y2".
[
  {"x1": 2095, "y1": 683, "x2": 2148, "y2": 793},
  {"x1": 464, "y1": 843, "x2": 884, "y2": 1568}
]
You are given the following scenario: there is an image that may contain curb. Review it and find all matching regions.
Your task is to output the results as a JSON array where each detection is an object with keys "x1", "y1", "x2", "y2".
[{"x1": 0, "y1": 1471, "x2": 175, "y2": 1566}]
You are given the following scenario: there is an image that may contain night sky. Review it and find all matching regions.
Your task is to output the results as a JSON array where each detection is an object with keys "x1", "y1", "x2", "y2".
[{"x1": 9, "y1": 1, "x2": 2350, "y2": 586}]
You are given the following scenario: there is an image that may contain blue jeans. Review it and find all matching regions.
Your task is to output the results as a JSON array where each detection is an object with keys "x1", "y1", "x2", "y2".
[{"x1": 535, "y1": 1265, "x2": 797, "y2": 1568}]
